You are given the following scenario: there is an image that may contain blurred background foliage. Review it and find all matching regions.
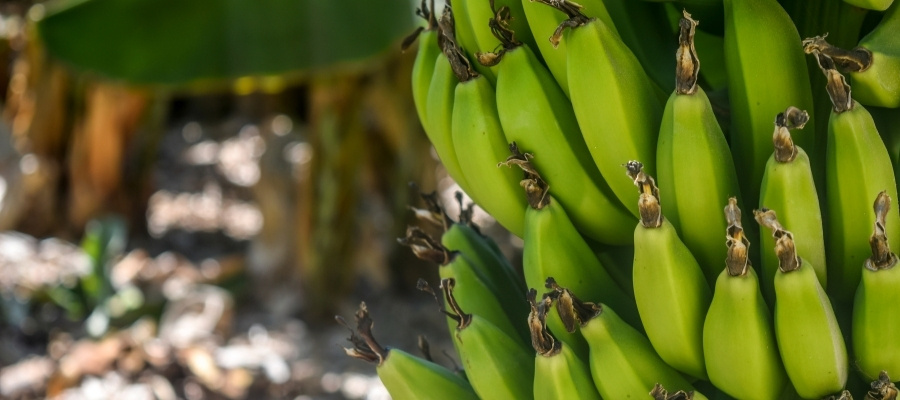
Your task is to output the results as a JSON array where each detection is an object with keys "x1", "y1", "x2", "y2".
[{"x1": 0, "y1": 0, "x2": 472, "y2": 398}]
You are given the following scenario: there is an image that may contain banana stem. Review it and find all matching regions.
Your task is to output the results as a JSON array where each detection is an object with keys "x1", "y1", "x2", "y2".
[
  {"x1": 868, "y1": 371, "x2": 899, "y2": 400},
  {"x1": 753, "y1": 209, "x2": 801, "y2": 273},
  {"x1": 650, "y1": 383, "x2": 695, "y2": 400},
  {"x1": 545, "y1": 277, "x2": 602, "y2": 331},
  {"x1": 867, "y1": 191, "x2": 899, "y2": 271},
  {"x1": 802, "y1": 35, "x2": 872, "y2": 73},
  {"x1": 725, "y1": 197, "x2": 750, "y2": 277},
  {"x1": 772, "y1": 107, "x2": 810, "y2": 163},
  {"x1": 528, "y1": 288, "x2": 562, "y2": 356},
  {"x1": 337, "y1": 302, "x2": 389, "y2": 365},
  {"x1": 441, "y1": 277, "x2": 474, "y2": 329},
  {"x1": 811, "y1": 51, "x2": 853, "y2": 114},
  {"x1": 499, "y1": 142, "x2": 551, "y2": 210},
  {"x1": 675, "y1": 11, "x2": 700, "y2": 96},
  {"x1": 625, "y1": 161, "x2": 663, "y2": 229}
]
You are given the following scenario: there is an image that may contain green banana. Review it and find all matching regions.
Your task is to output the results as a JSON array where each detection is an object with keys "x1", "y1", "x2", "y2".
[
  {"x1": 843, "y1": 0, "x2": 894, "y2": 11},
  {"x1": 702, "y1": 198, "x2": 788, "y2": 400},
  {"x1": 520, "y1": 0, "x2": 616, "y2": 98},
  {"x1": 405, "y1": 0, "x2": 441, "y2": 127},
  {"x1": 449, "y1": 57, "x2": 528, "y2": 236},
  {"x1": 870, "y1": 106, "x2": 900, "y2": 187},
  {"x1": 802, "y1": 2, "x2": 900, "y2": 108},
  {"x1": 439, "y1": 278, "x2": 535, "y2": 400},
  {"x1": 627, "y1": 161, "x2": 712, "y2": 381},
  {"x1": 604, "y1": 0, "x2": 677, "y2": 93},
  {"x1": 425, "y1": 9, "x2": 473, "y2": 191},
  {"x1": 437, "y1": 194, "x2": 527, "y2": 308},
  {"x1": 480, "y1": 10, "x2": 635, "y2": 245},
  {"x1": 758, "y1": 106, "x2": 827, "y2": 305},
  {"x1": 495, "y1": 148, "x2": 638, "y2": 359},
  {"x1": 755, "y1": 208, "x2": 849, "y2": 399},
  {"x1": 548, "y1": 279, "x2": 706, "y2": 400},
  {"x1": 724, "y1": 0, "x2": 817, "y2": 209},
  {"x1": 339, "y1": 303, "x2": 479, "y2": 400},
  {"x1": 451, "y1": 0, "x2": 497, "y2": 82},
  {"x1": 502, "y1": 147, "x2": 642, "y2": 331},
  {"x1": 400, "y1": 226, "x2": 528, "y2": 344},
  {"x1": 528, "y1": 289, "x2": 601, "y2": 400},
  {"x1": 536, "y1": 0, "x2": 666, "y2": 219},
  {"x1": 867, "y1": 371, "x2": 899, "y2": 399},
  {"x1": 657, "y1": 12, "x2": 744, "y2": 285},
  {"x1": 853, "y1": 192, "x2": 900, "y2": 382},
  {"x1": 810, "y1": 52, "x2": 900, "y2": 302}
]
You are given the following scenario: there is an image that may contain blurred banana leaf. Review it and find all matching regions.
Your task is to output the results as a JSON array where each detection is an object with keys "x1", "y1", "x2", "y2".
[{"x1": 35, "y1": 0, "x2": 415, "y2": 84}]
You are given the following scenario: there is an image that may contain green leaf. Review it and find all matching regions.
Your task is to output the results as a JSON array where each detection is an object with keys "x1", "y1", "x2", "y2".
[{"x1": 36, "y1": 0, "x2": 416, "y2": 84}]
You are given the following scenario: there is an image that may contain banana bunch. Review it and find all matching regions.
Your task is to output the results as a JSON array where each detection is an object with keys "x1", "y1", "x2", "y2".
[{"x1": 342, "y1": 0, "x2": 900, "y2": 398}]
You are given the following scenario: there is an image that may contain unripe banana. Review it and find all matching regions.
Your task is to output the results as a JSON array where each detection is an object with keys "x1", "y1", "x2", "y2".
[
  {"x1": 809, "y1": 52, "x2": 900, "y2": 303},
  {"x1": 480, "y1": 11, "x2": 634, "y2": 245},
  {"x1": 451, "y1": 0, "x2": 497, "y2": 82},
  {"x1": 755, "y1": 208, "x2": 849, "y2": 399},
  {"x1": 603, "y1": 0, "x2": 677, "y2": 93},
  {"x1": 627, "y1": 161, "x2": 711, "y2": 380},
  {"x1": 438, "y1": 278, "x2": 535, "y2": 400},
  {"x1": 853, "y1": 192, "x2": 900, "y2": 381},
  {"x1": 450, "y1": 60, "x2": 528, "y2": 236},
  {"x1": 437, "y1": 194, "x2": 527, "y2": 306},
  {"x1": 528, "y1": 289, "x2": 601, "y2": 400},
  {"x1": 501, "y1": 147, "x2": 641, "y2": 347},
  {"x1": 400, "y1": 226, "x2": 528, "y2": 344},
  {"x1": 802, "y1": 2, "x2": 900, "y2": 108},
  {"x1": 425, "y1": 8, "x2": 473, "y2": 191},
  {"x1": 702, "y1": 198, "x2": 788, "y2": 400},
  {"x1": 843, "y1": 0, "x2": 893, "y2": 11},
  {"x1": 535, "y1": 0, "x2": 666, "y2": 219},
  {"x1": 339, "y1": 303, "x2": 479, "y2": 400},
  {"x1": 724, "y1": 0, "x2": 817, "y2": 209},
  {"x1": 548, "y1": 279, "x2": 706, "y2": 400},
  {"x1": 657, "y1": 13, "x2": 744, "y2": 285},
  {"x1": 405, "y1": 0, "x2": 441, "y2": 127},
  {"x1": 520, "y1": 0, "x2": 617, "y2": 98},
  {"x1": 758, "y1": 106, "x2": 827, "y2": 305}
]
